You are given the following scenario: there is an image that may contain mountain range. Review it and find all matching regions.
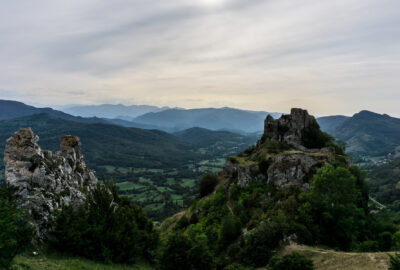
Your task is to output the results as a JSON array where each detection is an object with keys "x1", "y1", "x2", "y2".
[
  {"x1": 62, "y1": 104, "x2": 170, "y2": 119},
  {"x1": 2, "y1": 99, "x2": 400, "y2": 163}
]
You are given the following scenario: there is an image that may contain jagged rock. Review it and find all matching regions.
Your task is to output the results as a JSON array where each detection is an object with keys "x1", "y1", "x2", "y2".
[
  {"x1": 222, "y1": 108, "x2": 349, "y2": 189},
  {"x1": 263, "y1": 108, "x2": 315, "y2": 147},
  {"x1": 4, "y1": 128, "x2": 97, "y2": 241}
]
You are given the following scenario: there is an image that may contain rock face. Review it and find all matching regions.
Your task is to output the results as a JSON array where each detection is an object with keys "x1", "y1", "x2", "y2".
[
  {"x1": 263, "y1": 108, "x2": 315, "y2": 147},
  {"x1": 222, "y1": 108, "x2": 349, "y2": 189},
  {"x1": 4, "y1": 128, "x2": 97, "y2": 241}
]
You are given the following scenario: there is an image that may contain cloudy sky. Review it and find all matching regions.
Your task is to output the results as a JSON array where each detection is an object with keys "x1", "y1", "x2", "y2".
[{"x1": 0, "y1": 0, "x2": 399, "y2": 116}]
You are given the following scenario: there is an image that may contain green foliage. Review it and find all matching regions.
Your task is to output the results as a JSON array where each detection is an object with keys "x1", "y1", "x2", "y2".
[
  {"x1": 219, "y1": 215, "x2": 241, "y2": 248},
  {"x1": 301, "y1": 119, "x2": 333, "y2": 149},
  {"x1": 357, "y1": 240, "x2": 379, "y2": 252},
  {"x1": 51, "y1": 183, "x2": 158, "y2": 264},
  {"x1": 199, "y1": 174, "x2": 219, "y2": 198},
  {"x1": 159, "y1": 232, "x2": 215, "y2": 270},
  {"x1": 298, "y1": 164, "x2": 366, "y2": 250},
  {"x1": 241, "y1": 217, "x2": 285, "y2": 267},
  {"x1": 223, "y1": 263, "x2": 251, "y2": 270},
  {"x1": 0, "y1": 185, "x2": 32, "y2": 269},
  {"x1": 389, "y1": 253, "x2": 400, "y2": 270},
  {"x1": 269, "y1": 252, "x2": 314, "y2": 270},
  {"x1": 392, "y1": 231, "x2": 400, "y2": 250}
]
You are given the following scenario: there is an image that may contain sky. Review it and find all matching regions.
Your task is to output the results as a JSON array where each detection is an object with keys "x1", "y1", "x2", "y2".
[{"x1": 0, "y1": 0, "x2": 399, "y2": 116}]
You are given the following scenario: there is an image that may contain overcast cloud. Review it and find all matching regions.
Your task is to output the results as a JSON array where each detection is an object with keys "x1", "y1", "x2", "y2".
[{"x1": 0, "y1": 0, "x2": 399, "y2": 116}]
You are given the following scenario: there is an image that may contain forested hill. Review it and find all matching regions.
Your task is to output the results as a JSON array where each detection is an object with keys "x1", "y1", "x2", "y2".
[
  {"x1": 330, "y1": 110, "x2": 400, "y2": 158},
  {"x1": 0, "y1": 113, "x2": 198, "y2": 171},
  {"x1": 0, "y1": 99, "x2": 106, "y2": 124}
]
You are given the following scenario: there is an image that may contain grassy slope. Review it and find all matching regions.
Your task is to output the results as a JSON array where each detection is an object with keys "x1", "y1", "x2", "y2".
[
  {"x1": 12, "y1": 254, "x2": 154, "y2": 270},
  {"x1": 271, "y1": 244, "x2": 391, "y2": 270}
]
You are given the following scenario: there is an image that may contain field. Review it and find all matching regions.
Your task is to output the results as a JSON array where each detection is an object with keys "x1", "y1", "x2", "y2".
[{"x1": 107, "y1": 156, "x2": 244, "y2": 221}]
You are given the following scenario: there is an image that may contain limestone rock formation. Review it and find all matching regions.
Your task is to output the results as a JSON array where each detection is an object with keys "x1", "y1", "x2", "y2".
[
  {"x1": 263, "y1": 108, "x2": 315, "y2": 148},
  {"x1": 222, "y1": 108, "x2": 350, "y2": 189},
  {"x1": 4, "y1": 128, "x2": 97, "y2": 241}
]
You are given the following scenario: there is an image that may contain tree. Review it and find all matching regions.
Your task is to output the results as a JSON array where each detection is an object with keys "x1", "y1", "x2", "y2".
[
  {"x1": 0, "y1": 187, "x2": 32, "y2": 269},
  {"x1": 298, "y1": 164, "x2": 366, "y2": 250},
  {"x1": 51, "y1": 183, "x2": 158, "y2": 263},
  {"x1": 199, "y1": 174, "x2": 219, "y2": 198}
]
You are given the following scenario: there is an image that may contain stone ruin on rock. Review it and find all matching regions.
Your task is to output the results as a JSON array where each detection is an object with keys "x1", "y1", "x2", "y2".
[
  {"x1": 3, "y1": 128, "x2": 97, "y2": 241},
  {"x1": 262, "y1": 108, "x2": 315, "y2": 148},
  {"x1": 222, "y1": 108, "x2": 348, "y2": 189}
]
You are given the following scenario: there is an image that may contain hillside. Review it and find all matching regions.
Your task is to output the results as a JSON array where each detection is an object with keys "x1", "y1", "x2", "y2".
[
  {"x1": 0, "y1": 114, "x2": 257, "y2": 220},
  {"x1": 158, "y1": 108, "x2": 393, "y2": 269},
  {"x1": 367, "y1": 157, "x2": 400, "y2": 213},
  {"x1": 133, "y1": 107, "x2": 281, "y2": 133},
  {"x1": 174, "y1": 127, "x2": 259, "y2": 147},
  {"x1": 317, "y1": 115, "x2": 349, "y2": 133},
  {"x1": 330, "y1": 111, "x2": 400, "y2": 160},
  {"x1": 62, "y1": 103, "x2": 169, "y2": 119},
  {"x1": 0, "y1": 100, "x2": 106, "y2": 124}
]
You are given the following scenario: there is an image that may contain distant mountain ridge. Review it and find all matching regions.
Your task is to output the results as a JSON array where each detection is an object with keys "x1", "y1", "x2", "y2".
[
  {"x1": 62, "y1": 104, "x2": 170, "y2": 119},
  {"x1": 133, "y1": 107, "x2": 281, "y2": 133},
  {"x1": 0, "y1": 100, "x2": 107, "y2": 124}
]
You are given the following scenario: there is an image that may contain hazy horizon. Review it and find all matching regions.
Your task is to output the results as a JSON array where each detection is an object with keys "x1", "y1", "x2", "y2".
[{"x1": 1, "y1": 0, "x2": 399, "y2": 116}]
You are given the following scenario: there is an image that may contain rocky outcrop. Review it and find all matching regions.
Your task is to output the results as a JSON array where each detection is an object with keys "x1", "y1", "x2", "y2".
[
  {"x1": 222, "y1": 108, "x2": 350, "y2": 189},
  {"x1": 4, "y1": 128, "x2": 97, "y2": 241},
  {"x1": 263, "y1": 108, "x2": 315, "y2": 147}
]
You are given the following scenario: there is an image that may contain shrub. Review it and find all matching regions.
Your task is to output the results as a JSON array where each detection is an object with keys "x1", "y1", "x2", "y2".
[
  {"x1": 199, "y1": 174, "x2": 219, "y2": 198},
  {"x1": 393, "y1": 231, "x2": 400, "y2": 250},
  {"x1": 0, "y1": 186, "x2": 32, "y2": 269},
  {"x1": 160, "y1": 232, "x2": 215, "y2": 270},
  {"x1": 51, "y1": 183, "x2": 158, "y2": 263},
  {"x1": 301, "y1": 119, "x2": 333, "y2": 149},
  {"x1": 269, "y1": 252, "x2": 314, "y2": 270},
  {"x1": 241, "y1": 218, "x2": 284, "y2": 267},
  {"x1": 357, "y1": 240, "x2": 379, "y2": 252},
  {"x1": 389, "y1": 253, "x2": 400, "y2": 270},
  {"x1": 219, "y1": 215, "x2": 241, "y2": 248},
  {"x1": 379, "y1": 232, "x2": 393, "y2": 251},
  {"x1": 224, "y1": 263, "x2": 251, "y2": 270}
]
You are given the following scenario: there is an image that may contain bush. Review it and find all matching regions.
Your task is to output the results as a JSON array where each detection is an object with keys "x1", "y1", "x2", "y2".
[
  {"x1": 219, "y1": 215, "x2": 241, "y2": 248},
  {"x1": 0, "y1": 185, "x2": 32, "y2": 269},
  {"x1": 199, "y1": 174, "x2": 219, "y2": 198},
  {"x1": 160, "y1": 232, "x2": 215, "y2": 270},
  {"x1": 357, "y1": 240, "x2": 379, "y2": 252},
  {"x1": 51, "y1": 183, "x2": 158, "y2": 264},
  {"x1": 269, "y1": 252, "x2": 314, "y2": 270},
  {"x1": 241, "y1": 218, "x2": 284, "y2": 267},
  {"x1": 224, "y1": 263, "x2": 251, "y2": 270},
  {"x1": 389, "y1": 253, "x2": 400, "y2": 270},
  {"x1": 301, "y1": 119, "x2": 333, "y2": 149}
]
